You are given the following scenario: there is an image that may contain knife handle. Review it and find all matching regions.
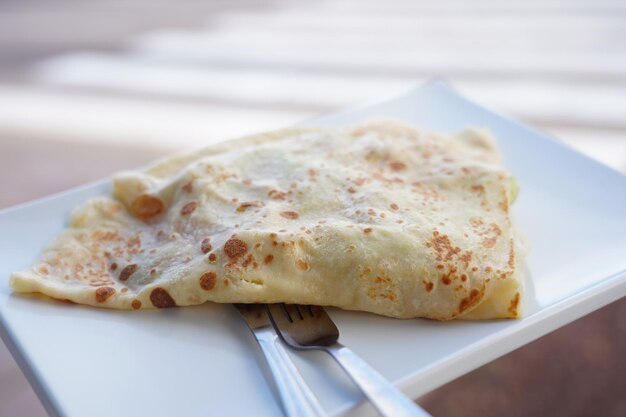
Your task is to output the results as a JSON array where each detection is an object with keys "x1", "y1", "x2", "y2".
[{"x1": 255, "y1": 327, "x2": 327, "y2": 417}]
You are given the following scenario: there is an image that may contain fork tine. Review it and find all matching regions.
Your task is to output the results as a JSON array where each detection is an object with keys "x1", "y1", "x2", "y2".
[
  {"x1": 293, "y1": 304, "x2": 304, "y2": 320},
  {"x1": 279, "y1": 303, "x2": 293, "y2": 323}
]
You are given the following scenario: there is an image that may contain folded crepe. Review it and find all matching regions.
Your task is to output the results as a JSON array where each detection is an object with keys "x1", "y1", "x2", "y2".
[{"x1": 11, "y1": 121, "x2": 524, "y2": 320}]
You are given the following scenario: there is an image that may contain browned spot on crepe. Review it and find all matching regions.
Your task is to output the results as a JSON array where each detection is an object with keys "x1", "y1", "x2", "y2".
[
  {"x1": 131, "y1": 195, "x2": 164, "y2": 220},
  {"x1": 389, "y1": 161, "x2": 407, "y2": 171},
  {"x1": 508, "y1": 239, "x2": 515, "y2": 269},
  {"x1": 296, "y1": 259, "x2": 309, "y2": 271},
  {"x1": 237, "y1": 201, "x2": 264, "y2": 212},
  {"x1": 199, "y1": 272, "x2": 217, "y2": 291},
  {"x1": 268, "y1": 190, "x2": 287, "y2": 200},
  {"x1": 181, "y1": 201, "x2": 198, "y2": 216},
  {"x1": 459, "y1": 289, "x2": 482, "y2": 314},
  {"x1": 119, "y1": 264, "x2": 138, "y2": 282},
  {"x1": 201, "y1": 238, "x2": 212, "y2": 254},
  {"x1": 224, "y1": 238, "x2": 247, "y2": 260},
  {"x1": 181, "y1": 179, "x2": 194, "y2": 193},
  {"x1": 508, "y1": 292, "x2": 521, "y2": 317},
  {"x1": 426, "y1": 231, "x2": 461, "y2": 262},
  {"x1": 150, "y1": 288, "x2": 176, "y2": 308},
  {"x1": 460, "y1": 251, "x2": 473, "y2": 268},
  {"x1": 95, "y1": 287, "x2": 115, "y2": 303},
  {"x1": 481, "y1": 224, "x2": 502, "y2": 248},
  {"x1": 280, "y1": 211, "x2": 299, "y2": 220}
]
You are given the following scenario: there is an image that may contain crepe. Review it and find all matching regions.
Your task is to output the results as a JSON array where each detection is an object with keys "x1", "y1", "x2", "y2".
[{"x1": 11, "y1": 121, "x2": 524, "y2": 320}]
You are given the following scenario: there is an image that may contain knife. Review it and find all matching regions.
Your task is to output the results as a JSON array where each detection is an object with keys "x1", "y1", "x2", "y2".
[{"x1": 234, "y1": 304, "x2": 327, "y2": 417}]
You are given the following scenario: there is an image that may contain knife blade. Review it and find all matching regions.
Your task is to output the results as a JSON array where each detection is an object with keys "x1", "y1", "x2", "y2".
[{"x1": 234, "y1": 304, "x2": 327, "y2": 417}]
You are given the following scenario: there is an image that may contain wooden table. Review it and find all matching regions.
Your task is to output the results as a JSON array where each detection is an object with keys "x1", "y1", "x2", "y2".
[{"x1": 1, "y1": 1, "x2": 624, "y2": 416}]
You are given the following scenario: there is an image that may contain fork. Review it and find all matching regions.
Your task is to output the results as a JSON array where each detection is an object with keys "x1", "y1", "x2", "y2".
[
  {"x1": 266, "y1": 304, "x2": 433, "y2": 417},
  {"x1": 234, "y1": 304, "x2": 327, "y2": 417}
]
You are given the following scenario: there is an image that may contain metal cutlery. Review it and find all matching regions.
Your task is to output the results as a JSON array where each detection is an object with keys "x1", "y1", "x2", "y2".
[
  {"x1": 234, "y1": 304, "x2": 327, "y2": 417},
  {"x1": 266, "y1": 304, "x2": 433, "y2": 417}
]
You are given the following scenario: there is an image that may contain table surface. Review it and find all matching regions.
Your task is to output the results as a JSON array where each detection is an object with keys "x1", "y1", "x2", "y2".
[{"x1": 0, "y1": 1, "x2": 624, "y2": 416}]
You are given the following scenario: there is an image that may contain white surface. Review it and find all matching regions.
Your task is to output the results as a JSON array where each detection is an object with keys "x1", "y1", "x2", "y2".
[{"x1": 1, "y1": 82, "x2": 625, "y2": 417}]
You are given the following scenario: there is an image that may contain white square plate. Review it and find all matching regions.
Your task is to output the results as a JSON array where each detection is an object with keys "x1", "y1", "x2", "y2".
[{"x1": 1, "y1": 82, "x2": 625, "y2": 417}]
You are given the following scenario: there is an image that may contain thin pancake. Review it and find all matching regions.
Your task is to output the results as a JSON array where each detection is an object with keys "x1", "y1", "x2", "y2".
[{"x1": 11, "y1": 121, "x2": 524, "y2": 320}]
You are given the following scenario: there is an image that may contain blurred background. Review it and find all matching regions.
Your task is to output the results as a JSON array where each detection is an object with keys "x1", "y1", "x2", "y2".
[{"x1": 0, "y1": 0, "x2": 624, "y2": 416}]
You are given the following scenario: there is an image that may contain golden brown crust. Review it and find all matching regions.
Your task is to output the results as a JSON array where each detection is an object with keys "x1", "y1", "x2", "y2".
[{"x1": 131, "y1": 195, "x2": 164, "y2": 220}]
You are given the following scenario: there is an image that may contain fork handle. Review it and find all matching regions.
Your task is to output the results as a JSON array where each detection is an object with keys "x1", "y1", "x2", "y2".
[
  {"x1": 327, "y1": 344, "x2": 432, "y2": 417},
  {"x1": 255, "y1": 327, "x2": 328, "y2": 417}
]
